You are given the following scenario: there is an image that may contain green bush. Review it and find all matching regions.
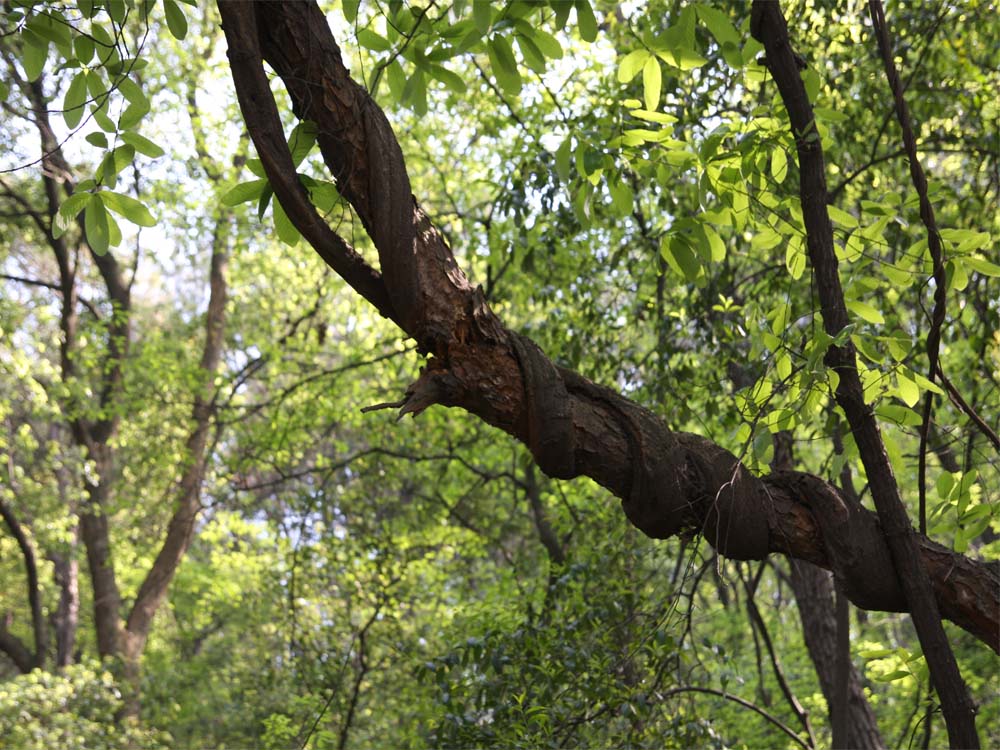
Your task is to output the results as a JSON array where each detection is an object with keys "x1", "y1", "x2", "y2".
[{"x1": 0, "y1": 663, "x2": 170, "y2": 750}]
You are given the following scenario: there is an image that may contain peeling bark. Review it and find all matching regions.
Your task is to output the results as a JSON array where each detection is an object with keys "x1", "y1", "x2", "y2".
[{"x1": 217, "y1": 0, "x2": 1000, "y2": 656}]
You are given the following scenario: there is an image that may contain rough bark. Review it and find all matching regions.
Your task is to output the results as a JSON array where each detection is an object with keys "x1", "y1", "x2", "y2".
[
  {"x1": 750, "y1": 4, "x2": 978, "y2": 745},
  {"x1": 216, "y1": 1, "x2": 999, "y2": 657}
]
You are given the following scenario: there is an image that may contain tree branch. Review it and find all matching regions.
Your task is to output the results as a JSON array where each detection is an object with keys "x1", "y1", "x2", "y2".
[
  {"x1": 750, "y1": 3, "x2": 978, "y2": 745},
  {"x1": 0, "y1": 499, "x2": 45, "y2": 670},
  {"x1": 215, "y1": 0, "x2": 1000, "y2": 657}
]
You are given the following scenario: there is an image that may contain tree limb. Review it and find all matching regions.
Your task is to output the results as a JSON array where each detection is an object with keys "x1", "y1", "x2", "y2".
[{"x1": 215, "y1": 0, "x2": 1000, "y2": 656}]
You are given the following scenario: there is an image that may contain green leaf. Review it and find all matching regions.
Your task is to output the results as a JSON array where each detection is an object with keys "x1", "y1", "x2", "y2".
[
  {"x1": 428, "y1": 64, "x2": 468, "y2": 94},
  {"x1": 618, "y1": 49, "x2": 650, "y2": 84},
  {"x1": 846, "y1": 299, "x2": 885, "y2": 325},
  {"x1": 120, "y1": 132, "x2": 165, "y2": 158},
  {"x1": 86, "y1": 132, "x2": 109, "y2": 149},
  {"x1": 163, "y1": 0, "x2": 188, "y2": 40},
  {"x1": 385, "y1": 60, "x2": 406, "y2": 101},
  {"x1": 472, "y1": 0, "x2": 491, "y2": 33},
  {"x1": 696, "y1": 222, "x2": 726, "y2": 263},
  {"x1": 21, "y1": 29, "x2": 48, "y2": 82},
  {"x1": 828, "y1": 204, "x2": 859, "y2": 228},
  {"x1": 515, "y1": 34, "x2": 546, "y2": 75},
  {"x1": 246, "y1": 158, "x2": 266, "y2": 178},
  {"x1": 530, "y1": 28, "x2": 563, "y2": 59},
  {"x1": 961, "y1": 256, "x2": 1000, "y2": 277},
  {"x1": 751, "y1": 226, "x2": 782, "y2": 251},
  {"x1": 696, "y1": 5, "x2": 741, "y2": 67},
  {"x1": 257, "y1": 184, "x2": 273, "y2": 220},
  {"x1": 63, "y1": 72, "x2": 90, "y2": 129},
  {"x1": 555, "y1": 138, "x2": 572, "y2": 183},
  {"x1": 74, "y1": 35, "x2": 95, "y2": 64},
  {"x1": 771, "y1": 148, "x2": 788, "y2": 183},
  {"x1": 401, "y1": 68, "x2": 428, "y2": 114},
  {"x1": 607, "y1": 178, "x2": 633, "y2": 217},
  {"x1": 487, "y1": 36, "x2": 522, "y2": 95},
  {"x1": 272, "y1": 198, "x2": 301, "y2": 246},
  {"x1": 551, "y1": 0, "x2": 573, "y2": 30},
  {"x1": 97, "y1": 145, "x2": 136, "y2": 185},
  {"x1": 357, "y1": 28, "x2": 391, "y2": 52},
  {"x1": 84, "y1": 194, "x2": 110, "y2": 255},
  {"x1": 628, "y1": 108, "x2": 676, "y2": 125},
  {"x1": 785, "y1": 236, "x2": 806, "y2": 280},
  {"x1": 661, "y1": 234, "x2": 700, "y2": 281},
  {"x1": 288, "y1": 121, "x2": 318, "y2": 167},
  {"x1": 343, "y1": 0, "x2": 360, "y2": 23},
  {"x1": 910, "y1": 371, "x2": 944, "y2": 396},
  {"x1": 221, "y1": 178, "x2": 268, "y2": 206},
  {"x1": 575, "y1": 0, "x2": 598, "y2": 43},
  {"x1": 100, "y1": 191, "x2": 157, "y2": 227},
  {"x1": 874, "y1": 670, "x2": 911, "y2": 683},
  {"x1": 642, "y1": 56, "x2": 661, "y2": 112},
  {"x1": 895, "y1": 370, "x2": 920, "y2": 408}
]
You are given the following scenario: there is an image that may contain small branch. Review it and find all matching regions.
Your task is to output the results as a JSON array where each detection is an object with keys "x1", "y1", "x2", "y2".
[
  {"x1": 937, "y1": 367, "x2": 1000, "y2": 452},
  {"x1": 867, "y1": 0, "x2": 948, "y2": 536},
  {"x1": 659, "y1": 686, "x2": 810, "y2": 748}
]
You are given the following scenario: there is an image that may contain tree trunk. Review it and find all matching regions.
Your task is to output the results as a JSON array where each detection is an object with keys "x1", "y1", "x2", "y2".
[{"x1": 789, "y1": 561, "x2": 885, "y2": 750}]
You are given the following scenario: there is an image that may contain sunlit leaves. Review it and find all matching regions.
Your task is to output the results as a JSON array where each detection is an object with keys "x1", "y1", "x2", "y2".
[
  {"x1": 84, "y1": 194, "x2": 110, "y2": 255},
  {"x1": 120, "y1": 132, "x2": 165, "y2": 159},
  {"x1": 696, "y1": 4, "x2": 741, "y2": 68},
  {"x1": 641, "y1": 56, "x2": 661, "y2": 111},
  {"x1": 101, "y1": 191, "x2": 157, "y2": 227}
]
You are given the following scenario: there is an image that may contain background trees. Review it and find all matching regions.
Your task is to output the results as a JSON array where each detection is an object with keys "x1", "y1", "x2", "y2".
[{"x1": 0, "y1": 1, "x2": 997, "y2": 747}]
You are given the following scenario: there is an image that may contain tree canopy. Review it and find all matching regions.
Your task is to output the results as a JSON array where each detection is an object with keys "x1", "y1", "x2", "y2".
[{"x1": 0, "y1": 0, "x2": 997, "y2": 747}]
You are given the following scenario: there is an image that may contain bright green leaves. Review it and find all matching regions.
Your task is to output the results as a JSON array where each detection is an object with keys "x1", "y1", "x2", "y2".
[
  {"x1": 354, "y1": 2, "x2": 571, "y2": 113},
  {"x1": 117, "y1": 76, "x2": 151, "y2": 130},
  {"x1": 660, "y1": 218, "x2": 729, "y2": 283},
  {"x1": 846, "y1": 299, "x2": 885, "y2": 325},
  {"x1": 927, "y1": 467, "x2": 993, "y2": 553},
  {"x1": 357, "y1": 28, "x2": 392, "y2": 52},
  {"x1": 661, "y1": 234, "x2": 700, "y2": 281},
  {"x1": 120, "y1": 132, "x2": 165, "y2": 159},
  {"x1": 695, "y1": 4, "x2": 741, "y2": 68},
  {"x1": 101, "y1": 191, "x2": 157, "y2": 227},
  {"x1": 222, "y1": 179, "x2": 269, "y2": 208},
  {"x1": 222, "y1": 121, "x2": 337, "y2": 247},
  {"x1": 641, "y1": 56, "x2": 661, "y2": 111},
  {"x1": 55, "y1": 187, "x2": 156, "y2": 253}
]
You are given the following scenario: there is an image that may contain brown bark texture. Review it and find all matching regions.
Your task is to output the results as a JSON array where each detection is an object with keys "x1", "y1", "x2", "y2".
[{"x1": 216, "y1": 1, "x2": 999, "y2": 659}]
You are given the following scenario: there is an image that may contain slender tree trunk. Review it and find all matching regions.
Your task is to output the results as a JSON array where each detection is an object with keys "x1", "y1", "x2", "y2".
[
  {"x1": 788, "y1": 561, "x2": 885, "y2": 750},
  {"x1": 51, "y1": 540, "x2": 80, "y2": 668}
]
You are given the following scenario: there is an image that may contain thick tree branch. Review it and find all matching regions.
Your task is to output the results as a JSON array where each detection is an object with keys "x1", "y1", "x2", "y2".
[
  {"x1": 216, "y1": 0, "x2": 999, "y2": 656},
  {"x1": 750, "y1": 3, "x2": 978, "y2": 745}
]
